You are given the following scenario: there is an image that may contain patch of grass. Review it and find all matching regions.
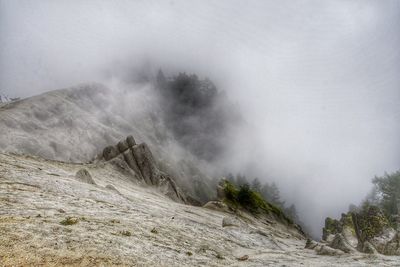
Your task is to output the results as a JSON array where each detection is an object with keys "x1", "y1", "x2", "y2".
[
  {"x1": 186, "y1": 251, "x2": 193, "y2": 256},
  {"x1": 120, "y1": 230, "x2": 132, "y2": 236},
  {"x1": 60, "y1": 217, "x2": 79, "y2": 226},
  {"x1": 215, "y1": 252, "x2": 224, "y2": 259},
  {"x1": 151, "y1": 227, "x2": 158, "y2": 234},
  {"x1": 222, "y1": 181, "x2": 292, "y2": 224}
]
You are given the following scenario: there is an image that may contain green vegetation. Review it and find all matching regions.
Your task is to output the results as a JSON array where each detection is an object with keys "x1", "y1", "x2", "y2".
[
  {"x1": 357, "y1": 205, "x2": 390, "y2": 240},
  {"x1": 120, "y1": 230, "x2": 132, "y2": 236},
  {"x1": 359, "y1": 170, "x2": 400, "y2": 228},
  {"x1": 222, "y1": 180, "x2": 292, "y2": 224},
  {"x1": 60, "y1": 217, "x2": 79, "y2": 226}
]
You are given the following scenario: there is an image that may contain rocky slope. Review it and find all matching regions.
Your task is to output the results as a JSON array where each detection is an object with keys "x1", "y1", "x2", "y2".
[
  {"x1": 2, "y1": 152, "x2": 400, "y2": 266},
  {"x1": 1, "y1": 84, "x2": 400, "y2": 265},
  {"x1": 0, "y1": 83, "x2": 216, "y2": 203}
]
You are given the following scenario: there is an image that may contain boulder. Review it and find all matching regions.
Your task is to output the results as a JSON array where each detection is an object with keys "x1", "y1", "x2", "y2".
[
  {"x1": 370, "y1": 227, "x2": 398, "y2": 254},
  {"x1": 126, "y1": 135, "x2": 136, "y2": 147},
  {"x1": 384, "y1": 232, "x2": 400, "y2": 255},
  {"x1": 203, "y1": 201, "x2": 229, "y2": 213},
  {"x1": 122, "y1": 150, "x2": 144, "y2": 181},
  {"x1": 105, "y1": 184, "x2": 121, "y2": 194},
  {"x1": 103, "y1": 146, "x2": 119, "y2": 161},
  {"x1": 322, "y1": 217, "x2": 341, "y2": 241},
  {"x1": 317, "y1": 245, "x2": 344, "y2": 256},
  {"x1": 362, "y1": 241, "x2": 378, "y2": 254},
  {"x1": 305, "y1": 239, "x2": 319, "y2": 250},
  {"x1": 329, "y1": 233, "x2": 357, "y2": 253},
  {"x1": 117, "y1": 140, "x2": 129, "y2": 153},
  {"x1": 222, "y1": 217, "x2": 240, "y2": 227},
  {"x1": 131, "y1": 143, "x2": 159, "y2": 185},
  {"x1": 158, "y1": 173, "x2": 186, "y2": 203},
  {"x1": 75, "y1": 168, "x2": 96, "y2": 185}
]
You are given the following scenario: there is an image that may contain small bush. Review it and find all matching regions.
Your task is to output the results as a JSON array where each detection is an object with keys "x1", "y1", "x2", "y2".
[
  {"x1": 223, "y1": 181, "x2": 292, "y2": 224},
  {"x1": 120, "y1": 230, "x2": 132, "y2": 236},
  {"x1": 60, "y1": 217, "x2": 79, "y2": 226}
]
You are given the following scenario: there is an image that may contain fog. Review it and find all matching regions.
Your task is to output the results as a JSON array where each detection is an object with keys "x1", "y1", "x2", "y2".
[{"x1": 1, "y1": 0, "x2": 399, "y2": 237}]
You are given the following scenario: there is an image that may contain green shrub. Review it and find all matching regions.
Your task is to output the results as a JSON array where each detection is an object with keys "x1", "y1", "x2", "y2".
[
  {"x1": 60, "y1": 217, "x2": 79, "y2": 226},
  {"x1": 120, "y1": 230, "x2": 132, "y2": 236},
  {"x1": 222, "y1": 181, "x2": 292, "y2": 224}
]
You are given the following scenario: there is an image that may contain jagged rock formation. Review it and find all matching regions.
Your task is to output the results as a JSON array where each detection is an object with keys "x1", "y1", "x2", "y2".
[
  {"x1": 320, "y1": 206, "x2": 400, "y2": 255},
  {"x1": 101, "y1": 135, "x2": 187, "y2": 203}
]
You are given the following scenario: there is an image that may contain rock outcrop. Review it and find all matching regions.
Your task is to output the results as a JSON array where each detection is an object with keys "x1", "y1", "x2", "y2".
[
  {"x1": 321, "y1": 206, "x2": 400, "y2": 255},
  {"x1": 101, "y1": 135, "x2": 187, "y2": 203},
  {"x1": 75, "y1": 168, "x2": 96, "y2": 185}
]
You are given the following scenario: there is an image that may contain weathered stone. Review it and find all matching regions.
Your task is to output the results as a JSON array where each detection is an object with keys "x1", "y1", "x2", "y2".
[
  {"x1": 222, "y1": 217, "x2": 239, "y2": 227},
  {"x1": 122, "y1": 150, "x2": 144, "y2": 180},
  {"x1": 103, "y1": 145, "x2": 119, "y2": 161},
  {"x1": 362, "y1": 241, "x2": 378, "y2": 254},
  {"x1": 105, "y1": 184, "x2": 120, "y2": 194},
  {"x1": 109, "y1": 154, "x2": 138, "y2": 178},
  {"x1": 305, "y1": 239, "x2": 319, "y2": 250},
  {"x1": 370, "y1": 227, "x2": 397, "y2": 254},
  {"x1": 384, "y1": 232, "x2": 400, "y2": 255},
  {"x1": 158, "y1": 173, "x2": 186, "y2": 203},
  {"x1": 322, "y1": 217, "x2": 341, "y2": 241},
  {"x1": 131, "y1": 143, "x2": 159, "y2": 185},
  {"x1": 117, "y1": 140, "x2": 129, "y2": 153},
  {"x1": 203, "y1": 201, "x2": 229, "y2": 212},
  {"x1": 101, "y1": 137, "x2": 187, "y2": 204},
  {"x1": 126, "y1": 135, "x2": 136, "y2": 147},
  {"x1": 317, "y1": 245, "x2": 344, "y2": 256},
  {"x1": 329, "y1": 233, "x2": 357, "y2": 253},
  {"x1": 75, "y1": 168, "x2": 95, "y2": 185}
]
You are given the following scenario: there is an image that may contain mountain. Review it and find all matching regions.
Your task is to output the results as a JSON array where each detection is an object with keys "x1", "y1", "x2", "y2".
[
  {"x1": 1, "y1": 82, "x2": 399, "y2": 265},
  {"x1": 0, "y1": 82, "x2": 217, "y2": 203}
]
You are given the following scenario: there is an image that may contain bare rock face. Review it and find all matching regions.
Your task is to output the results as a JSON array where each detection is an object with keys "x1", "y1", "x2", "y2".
[
  {"x1": 75, "y1": 168, "x2": 96, "y2": 185},
  {"x1": 105, "y1": 184, "x2": 120, "y2": 194},
  {"x1": 322, "y1": 206, "x2": 400, "y2": 255},
  {"x1": 121, "y1": 150, "x2": 144, "y2": 181},
  {"x1": 101, "y1": 136, "x2": 187, "y2": 203},
  {"x1": 203, "y1": 201, "x2": 230, "y2": 213},
  {"x1": 216, "y1": 179, "x2": 226, "y2": 200},
  {"x1": 126, "y1": 135, "x2": 136, "y2": 147},
  {"x1": 131, "y1": 143, "x2": 160, "y2": 185},
  {"x1": 103, "y1": 146, "x2": 119, "y2": 161},
  {"x1": 362, "y1": 241, "x2": 378, "y2": 254},
  {"x1": 222, "y1": 217, "x2": 240, "y2": 227},
  {"x1": 317, "y1": 245, "x2": 344, "y2": 256},
  {"x1": 305, "y1": 239, "x2": 319, "y2": 250},
  {"x1": 329, "y1": 233, "x2": 357, "y2": 253},
  {"x1": 117, "y1": 140, "x2": 129, "y2": 153}
]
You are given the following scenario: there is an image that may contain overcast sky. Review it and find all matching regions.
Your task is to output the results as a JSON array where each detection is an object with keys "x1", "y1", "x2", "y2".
[{"x1": 1, "y1": 0, "x2": 399, "y2": 236}]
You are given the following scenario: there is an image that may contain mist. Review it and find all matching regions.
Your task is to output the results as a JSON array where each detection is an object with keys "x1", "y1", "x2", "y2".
[{"x1": 1, "y1": 0, "x2": 399, "y2": 237}]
